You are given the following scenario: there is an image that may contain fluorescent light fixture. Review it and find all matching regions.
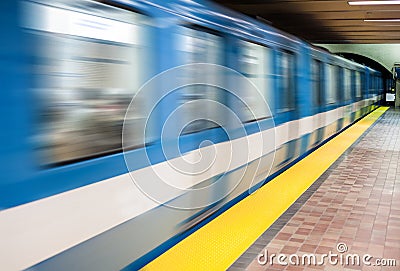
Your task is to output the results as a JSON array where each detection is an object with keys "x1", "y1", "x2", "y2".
[
  {"x1": 349, "y1": 1, "x2": 400, "y2": 5},
  {"x1": 364, "y1": 19, "x2": 400, "y2": 21}
]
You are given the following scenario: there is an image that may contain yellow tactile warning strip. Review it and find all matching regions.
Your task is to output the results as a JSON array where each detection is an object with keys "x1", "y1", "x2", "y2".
[{"x1": 142, "y1": 106, "x2": 389, "y2": 271}]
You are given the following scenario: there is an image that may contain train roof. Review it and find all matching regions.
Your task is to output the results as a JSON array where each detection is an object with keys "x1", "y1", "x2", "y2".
[
  {"x1": 123, "y1": 0, "x2": 380, "y2": 73},
  {"x1": 144, "y1": 0, "x2": 303, "y2": 49}
]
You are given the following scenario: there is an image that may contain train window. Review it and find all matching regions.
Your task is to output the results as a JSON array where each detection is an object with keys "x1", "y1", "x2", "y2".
[
  {"x1": 277, "y1": 51, "x2": 295, "y2": 111},
  {"x1": 325, "y1": 64, "x2": 338, "y2": 104},
  {"x1": 361, "y1": 72, "x2": 366, "y2": 96},
  {"x1": 175, "y1": 26, "x2": 224, "y2": 134},
  {"x1": 344, "y1": 68, "x2": 352, "y2": 101},
  {"x1": 372, "y1": 75, "x2": 378, "y2": 96},
  {"x1": 238, "y1": 41, "x2": 272, "y2": 121},
  {"x1": 311, "y1": 59, "x2": 323, "y2": 106},
  {"x1": 355, "y1": 71, "x2": 362, "y2": 98},
  {"x1": 371, "y1": 75, "x2": 375, "y2": 96},
  {"x1": 369, "y1": 74, "x2": 373, "y2": 96},
  {"x1": 26, "y1": 1, "x2": 151, "y2": 165}
]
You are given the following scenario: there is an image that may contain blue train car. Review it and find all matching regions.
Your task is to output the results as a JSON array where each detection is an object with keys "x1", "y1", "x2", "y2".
[{"x1": 0, "y1": 0, "x2": 384, "y2": 270}]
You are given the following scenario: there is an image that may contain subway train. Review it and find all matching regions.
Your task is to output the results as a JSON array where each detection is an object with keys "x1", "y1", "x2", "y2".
[{"x1": 0, "y1": 0, "x2": 384, "y2": 270}]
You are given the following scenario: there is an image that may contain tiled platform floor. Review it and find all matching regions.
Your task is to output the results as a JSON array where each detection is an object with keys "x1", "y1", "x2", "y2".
[{"x1": 232, "y1": 108, "x2": 400, "y2": 271}]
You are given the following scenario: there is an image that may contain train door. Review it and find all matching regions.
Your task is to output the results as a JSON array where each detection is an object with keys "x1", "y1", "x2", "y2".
[
  {"x1": 170, "y1": 25, "x2": 228, "y2": 229},
  {"x1": 323, "y1": 63, "x2": 340, "y2": 140},
  {"x1": 342, "y1": 68, "x2": 353, "y2": 128},
  {"x1": 354, "y1": 70, "x2": 363, "y2": 119},
  {"x1": 233, "y1": 40, "x2": 274, "y2": 194},
  {"x1": 341, "y1": 67, "x2": 353, "y2": 131},
  {"x1": 274, "y1": 50, "x2": 298, "y2": 167},
  {"x1": 310, "y1": 58, "x2": 324, "y2": 148}
]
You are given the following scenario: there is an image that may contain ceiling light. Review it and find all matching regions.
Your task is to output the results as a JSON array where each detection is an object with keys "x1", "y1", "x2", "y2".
[
  {"x1": 364, "y1": 19, "x2": 400, "y2": 21},
  {"x1": 349, "y1": 1, "x2": 400, "y2": 5}
]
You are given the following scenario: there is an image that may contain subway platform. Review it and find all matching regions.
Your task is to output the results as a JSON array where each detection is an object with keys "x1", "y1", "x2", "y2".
[
  {"x1": 234, "y1": 108, "x2": 400, "y2": 270},
  {"x1": 143, "y1": 107, "x2": 399, "y2": 271}
]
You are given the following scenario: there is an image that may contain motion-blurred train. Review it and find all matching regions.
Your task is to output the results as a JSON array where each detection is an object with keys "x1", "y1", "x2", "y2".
[{"x1": 0, "y1": 0, "x2": 383, "y2": 270}]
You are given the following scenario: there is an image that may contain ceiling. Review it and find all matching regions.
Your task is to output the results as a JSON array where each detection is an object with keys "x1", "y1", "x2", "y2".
[{"x1": 213, "y1": 0, "x2": 400, "y2": 44}]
